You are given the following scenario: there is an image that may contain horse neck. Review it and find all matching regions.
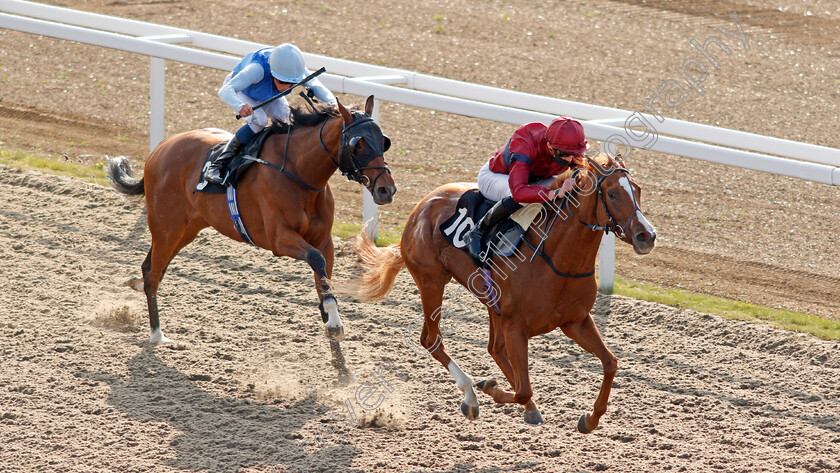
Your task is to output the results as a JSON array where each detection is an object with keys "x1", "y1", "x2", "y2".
[
  {"x1": 276, "y1": 117, "x2": 341, "y2": 189},
  {"x1": 541, "y1": 192, "x2": 604, "y2": 275}
]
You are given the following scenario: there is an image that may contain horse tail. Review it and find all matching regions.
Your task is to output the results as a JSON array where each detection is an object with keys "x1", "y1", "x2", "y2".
[
  {"x1": 105, "y1": 155, "x2": 145, "y2": 201},
  {"x1": 334, "y1": 230, "x2": 405, "y2": 302}
]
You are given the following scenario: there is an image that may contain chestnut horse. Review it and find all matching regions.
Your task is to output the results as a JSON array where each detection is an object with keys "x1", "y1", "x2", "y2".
[
  {"x1": 106, "y1": 96, "x2": 395, "y2": 380},
  {"x1": 343, "y1": 154, "x2": 655, "y2": 430}
]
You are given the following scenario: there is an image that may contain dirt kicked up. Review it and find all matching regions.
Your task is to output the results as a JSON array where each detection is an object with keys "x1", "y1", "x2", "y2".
[{"x1": 1, "y1": 166, "x2": 838, "y2": 472}]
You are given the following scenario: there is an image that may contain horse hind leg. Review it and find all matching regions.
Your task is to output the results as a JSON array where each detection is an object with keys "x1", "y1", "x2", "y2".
[
  {"x1": 477, "y1": 314, "x2": 544, "y2": 425},
  {"x1": 142, "y1": 222, "x2": 203, "y2": 344},
  {"x1": 411, "y1": 271, "x2": 480, "y2": 420},
  {"x1": 140, "y1": 248, "x2": 171, "y2": 345}
]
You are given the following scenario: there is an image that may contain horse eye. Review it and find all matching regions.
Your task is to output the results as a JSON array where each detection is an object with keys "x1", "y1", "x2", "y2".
[{"x1": 607, "y1": 191, "x2": 616, "y2": 199}]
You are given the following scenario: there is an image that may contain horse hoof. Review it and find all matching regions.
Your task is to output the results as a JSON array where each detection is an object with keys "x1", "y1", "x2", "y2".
[
  {"x1": 460, "y1": 401, "x2": 479, "y2": 420},
  {"x1": 475, "y1": 378, "x2": 497, "y2": 393},
  {"x1": 149, "y1": 329, "x2": 173, "y2": 345},
  {"x1": 125, "y1": 277, "x2": 144, "y2": 292},
  {"x1": 577, "y1": 413, "x2": 593, "y2": 434},
  {"x1": 336, "y1": 370, "x2": 356, "y2": 386},
  {"x1": 326, "y1": 325, "x2": 345, "y2": 341},
  {"x1": 524, "y1": 410, "x2": 545, "y2": 425}
]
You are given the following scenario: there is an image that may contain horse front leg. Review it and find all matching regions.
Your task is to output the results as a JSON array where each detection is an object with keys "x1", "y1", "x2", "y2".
[
  {"x1": 271, "y1": 233, "x2": 353, "y2": 383},
  {"x1": 560, "y1": 314, "x2": 617, "y2": 434},
  {"x1": 310, "y1": 235, "x2": 354, "y2": 384},
  {"x1": 272, "y1": 233, "x2": 345, "y2": 341},
  {"x1": 306, "y1": 246, "x2": 345, "y2": 342},
  {"x1": 500, "y1": 323, "x2": 543, "y2": 425},
  {"x1": 310, "y1": 230, "x2": 349, "y2": 342}
]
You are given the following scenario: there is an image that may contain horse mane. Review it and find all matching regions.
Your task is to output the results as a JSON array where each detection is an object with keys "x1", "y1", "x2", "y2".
[
  {"x1": 290, "y1": 102, "x2": 337, "y2": 127},
  {"x1": 547, "y1": 153, "x2": 615, "y2": 190},
  {"x1": 264, "y1": 102, "x2": 336, "y2": 134}
]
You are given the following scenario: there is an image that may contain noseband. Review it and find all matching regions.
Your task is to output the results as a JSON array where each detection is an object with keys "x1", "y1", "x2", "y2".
[{"x1": 319, "y1": 112, "x2": 391, "y2": 192}]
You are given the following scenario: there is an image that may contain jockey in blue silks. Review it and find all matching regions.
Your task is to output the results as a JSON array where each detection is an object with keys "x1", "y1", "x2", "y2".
[{"x1": 205, "y1": 43, "x2": 337, "y2": 185}]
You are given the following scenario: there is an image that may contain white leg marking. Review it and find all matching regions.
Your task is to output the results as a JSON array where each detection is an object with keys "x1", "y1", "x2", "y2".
[
  {"x1": 448, "y1": 360, "x2": 478, "y2": 408},
  {"x1": 323, "y1": 298, "x2": 343, "y2": 328},
  {"x1": 150, "y1": 328, "x2": 173, "y2": 345},
  {"x1": 125, "y1": 277, "x2": 144, "y2": 292}
]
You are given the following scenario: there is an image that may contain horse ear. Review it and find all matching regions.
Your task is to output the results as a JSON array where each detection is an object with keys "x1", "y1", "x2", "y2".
[
  {"x1": 337, "y1": 98, "x2": 353, "y2": 124},
  {"x1": 364, "y1": 95, "x2": 375, "y2": 116},
  {"x1": 614, "y1": 153, "x2": 627, "y2": 168}
]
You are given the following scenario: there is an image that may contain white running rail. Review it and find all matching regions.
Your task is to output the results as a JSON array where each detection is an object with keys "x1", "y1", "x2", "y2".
[{"x1": 2, "y1": 0, "x2": 839, "y2": 292}]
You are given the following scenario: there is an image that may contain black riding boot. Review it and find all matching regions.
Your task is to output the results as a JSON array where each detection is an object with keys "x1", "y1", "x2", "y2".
[
  {"x1": 205, "y1": 137, "x2": 245, "y2": 185},
  {"x1": 466, "y1": 196, "x2": 522, "y2": 262}
]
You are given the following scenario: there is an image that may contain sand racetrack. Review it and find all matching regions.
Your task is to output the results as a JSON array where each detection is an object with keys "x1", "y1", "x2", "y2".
[
  {"x1": 1, "y1": 0, "x2": 840, "y2": 472},
  {"x1": 0, "y1": 166, "x2": 838, "y2": 472}
]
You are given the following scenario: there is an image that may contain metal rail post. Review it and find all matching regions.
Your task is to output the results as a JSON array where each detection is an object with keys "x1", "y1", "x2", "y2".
[
  {"x1": 599, "y1": 233, "x2": 616, "y2": 293},
  {"x1": 363, "y1": 99, "x2": 380, "y2": 241},
  {"x1": 143, "y1": 34, "x2": 192, "y2": 151},
  {"x1": 149, "y1": 57, "x2": 165, "y2": 151}
]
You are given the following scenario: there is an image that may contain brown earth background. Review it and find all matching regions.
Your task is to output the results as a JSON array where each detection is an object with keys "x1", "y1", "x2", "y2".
[{"x1": 1, "y1": 1, "x2": 839, "y2": 472}]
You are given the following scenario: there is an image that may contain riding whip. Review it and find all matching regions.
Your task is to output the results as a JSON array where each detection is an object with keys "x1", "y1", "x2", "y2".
[{"x1": 236, "y1": 66, "x2": 327, "y2": 119}]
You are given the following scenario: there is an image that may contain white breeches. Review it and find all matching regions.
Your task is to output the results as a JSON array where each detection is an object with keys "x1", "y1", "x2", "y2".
[
  {"x1": 477, "y1": 161, "x2": 554, "y2": 202},
  {"x1": 222, "y1": 73, "x2": 291, "y2": 133}
]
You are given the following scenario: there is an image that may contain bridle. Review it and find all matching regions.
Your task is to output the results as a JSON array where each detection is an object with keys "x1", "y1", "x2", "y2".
[
  {"x1": 238, "y1": 111, "x2": 391, "y2": 194},
  {"x1": 566, "y1": 157, "x2": 641, "y2": 239},
  {"x1": 522, "y1": 158, "x2": 640, "y2": 278},
  {"x1": 319, "y1": 111, "x2": 391, "y2": 193}
]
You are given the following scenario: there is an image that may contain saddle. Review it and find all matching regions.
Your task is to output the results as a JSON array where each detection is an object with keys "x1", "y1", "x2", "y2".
[
  {"x1": 194, "y1": 123, "x2": 290, "y2": 194},
  {"x1": 439, "y1": 189, "x2": 540, "y2": 264}
]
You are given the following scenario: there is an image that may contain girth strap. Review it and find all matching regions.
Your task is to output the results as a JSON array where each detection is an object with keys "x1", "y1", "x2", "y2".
[
  {"x1": 226, "y1": 185, "x2": 256, "y2": 246},
  {"x1": 479, "y1": 267, "x2": 502, "y2": 313}
]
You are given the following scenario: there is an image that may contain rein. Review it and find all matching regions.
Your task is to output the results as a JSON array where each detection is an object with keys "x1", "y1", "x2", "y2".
[
  {"x1": 522, "y1": 193, "x2": 595, "y2": 279},
  {"x1": 521, "y1": 161, "x2": 636, "y2": 279},
  {"x1": 240, "y1": 127, "x2": 325, "y2": 192},
  {"x1": 239, "y1": 111, "x2": 391, "y2": 193}
]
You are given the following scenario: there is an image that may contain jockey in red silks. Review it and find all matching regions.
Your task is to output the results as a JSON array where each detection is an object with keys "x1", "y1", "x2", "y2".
[{"x1": 466, "y1": 116, "x2": 589, "y2": 261}]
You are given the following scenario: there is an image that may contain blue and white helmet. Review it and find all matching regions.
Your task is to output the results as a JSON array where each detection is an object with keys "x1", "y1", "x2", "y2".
[{"x1": 268, "y1": 43, "x2": 306, "y2": 83}]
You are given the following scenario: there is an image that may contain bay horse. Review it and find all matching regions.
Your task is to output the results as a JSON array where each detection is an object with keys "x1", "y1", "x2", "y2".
[
  {"x1": 342, "y1": 154, "x2": 655, "y2": 431},
  {"x1": 106, "y1": 96, "x2": 395, "y2": 380}
]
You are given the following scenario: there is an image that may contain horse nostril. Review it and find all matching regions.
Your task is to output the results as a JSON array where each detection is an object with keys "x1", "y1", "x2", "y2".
[{"x1": 636, "y1": 232, "x2": 650, "y2": 243}]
